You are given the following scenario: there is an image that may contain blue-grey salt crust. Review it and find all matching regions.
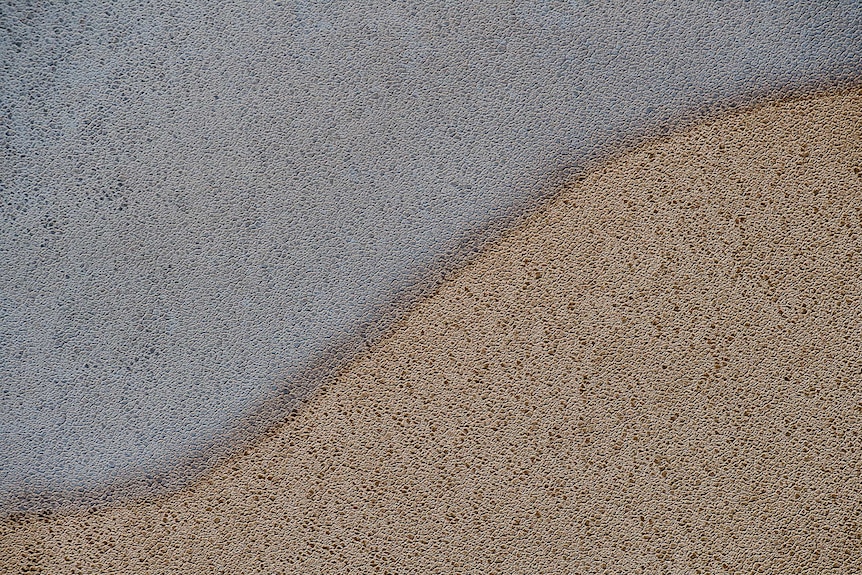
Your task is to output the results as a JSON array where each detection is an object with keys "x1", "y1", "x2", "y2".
[{"x1": 1, "y1": 0, "x2": 860, "y2": 511}]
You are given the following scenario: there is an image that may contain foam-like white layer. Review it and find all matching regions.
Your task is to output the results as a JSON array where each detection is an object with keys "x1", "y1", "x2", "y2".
[{"x1": 2, "y1": 0, "x2": 860, "y2": 511}]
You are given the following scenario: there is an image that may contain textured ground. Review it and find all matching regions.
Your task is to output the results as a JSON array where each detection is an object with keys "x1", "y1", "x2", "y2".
[
  {"x1": 2, "y1": 88, "x2": 860, "y2": 574},
  {"x1": 3, "y1": 1, "x2": 861, "y2": 509}
]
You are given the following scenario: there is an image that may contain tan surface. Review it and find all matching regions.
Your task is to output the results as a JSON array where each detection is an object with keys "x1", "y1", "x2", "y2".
[{"x1": 3, "y1": 89, "x2": 861, "y2": 574}]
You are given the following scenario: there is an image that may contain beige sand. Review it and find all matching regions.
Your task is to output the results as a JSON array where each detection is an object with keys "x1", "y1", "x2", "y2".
[{"x1": 3, "y1": 89, "x2": 861, "y2": 574}]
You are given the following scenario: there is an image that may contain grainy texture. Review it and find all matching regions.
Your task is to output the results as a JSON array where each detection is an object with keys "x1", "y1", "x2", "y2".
[
  {"x1": 2, "y1": 89, "x2": 860, "y2": 574},
  {"x1": 3, "y1": 1, "x2": 861, "y2": 507}
]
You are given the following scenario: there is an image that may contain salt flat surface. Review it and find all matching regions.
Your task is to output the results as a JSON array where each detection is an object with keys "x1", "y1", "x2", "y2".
[{"x1": 1, "y1": 0, "x2": 860, "y2": 511}]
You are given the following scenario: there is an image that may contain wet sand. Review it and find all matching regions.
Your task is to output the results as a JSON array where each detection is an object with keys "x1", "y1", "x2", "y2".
[{"x1": 2, "y1": 89, "x2": 860, "y2": 573}]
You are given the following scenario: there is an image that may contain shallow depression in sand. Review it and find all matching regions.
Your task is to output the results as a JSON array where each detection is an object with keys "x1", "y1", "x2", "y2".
[{"x1": 3, "y1": 90, "x2": 861, "y2": 573}]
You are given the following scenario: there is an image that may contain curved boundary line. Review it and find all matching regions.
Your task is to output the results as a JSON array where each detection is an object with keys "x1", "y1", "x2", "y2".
[{"x1": 3, "y1": 69, "x2": 861, "y2": 521}]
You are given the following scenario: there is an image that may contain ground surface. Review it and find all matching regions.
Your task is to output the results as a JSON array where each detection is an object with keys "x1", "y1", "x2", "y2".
[
  {"x1": 2, "y1": 89, "x2": 860, "y2": 574},
  {"x1": 3, "y1": 2, "x2": 861, "y2": 508}
]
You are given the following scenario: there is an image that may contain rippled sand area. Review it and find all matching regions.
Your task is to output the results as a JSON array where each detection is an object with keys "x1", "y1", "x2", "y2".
[{"x1": 3, "y1": 90, "x2": 860, "y2": 573}]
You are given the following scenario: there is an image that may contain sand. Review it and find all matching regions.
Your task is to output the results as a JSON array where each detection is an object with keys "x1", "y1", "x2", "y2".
[
  {"x1": 5, "y1": 2, "x2": 862, "y2": 505},
  {"x1": 2, "y1": 89, "x2": 860, "y2": 573}
]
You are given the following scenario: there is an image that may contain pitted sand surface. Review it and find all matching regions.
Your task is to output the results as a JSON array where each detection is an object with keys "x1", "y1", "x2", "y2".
[
  {"x1": 2, "y1": 90, "x2": 860, "y2": 573},
  {"x1": 4, "y1": 2, "x2": 861, "y2": 505}
]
